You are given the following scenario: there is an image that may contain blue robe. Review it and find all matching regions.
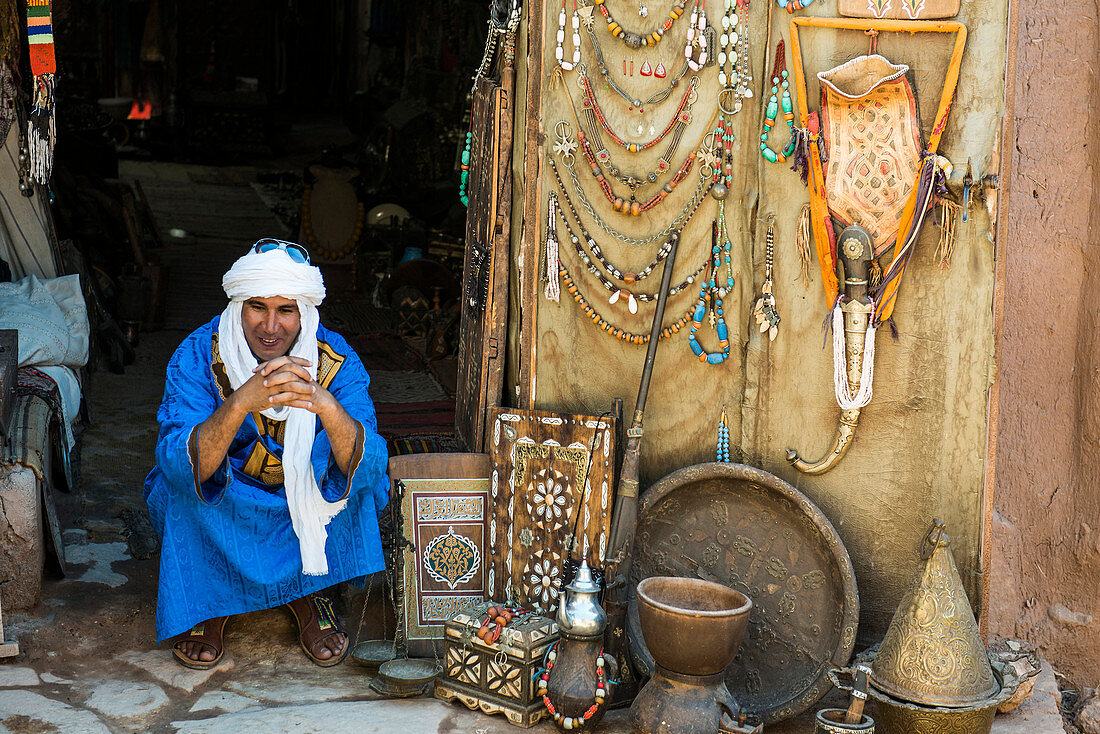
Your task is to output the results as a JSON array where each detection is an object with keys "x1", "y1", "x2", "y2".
[{"x1": 143, "y1": 316, "x2": 389, "y2": 642}]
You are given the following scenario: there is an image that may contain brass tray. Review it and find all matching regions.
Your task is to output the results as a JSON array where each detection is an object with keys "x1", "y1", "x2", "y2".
[{"x1": 627, "y1": 463, "x2": 859, "y2": 724}]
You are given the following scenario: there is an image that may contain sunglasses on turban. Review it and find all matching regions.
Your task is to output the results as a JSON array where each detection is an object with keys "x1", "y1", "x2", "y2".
[{"x1": 252, "y1": 238, "x2": 311, "y2": 264}]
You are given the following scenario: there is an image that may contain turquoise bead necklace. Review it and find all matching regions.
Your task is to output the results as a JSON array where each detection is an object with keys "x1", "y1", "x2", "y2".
[
  {"x1": 760, "y1": 41, "x2": 796, "y2": 164},
  {"x1": 459, "y1": 129, "x2": 473, "y2": 206},
  {"x1": 687, "y1": 206, "x2": 736, "y2": 365}
]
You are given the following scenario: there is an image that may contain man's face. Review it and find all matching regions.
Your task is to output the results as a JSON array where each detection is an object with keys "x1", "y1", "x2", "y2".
[{"x1": 241, "y1": 296, "x2": 301, "y2": 361}]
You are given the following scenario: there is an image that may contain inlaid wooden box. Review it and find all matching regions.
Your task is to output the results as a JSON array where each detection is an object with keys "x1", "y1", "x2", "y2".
[{"x1": 434, "y1": 601, "x2": 558, "y2": 728}]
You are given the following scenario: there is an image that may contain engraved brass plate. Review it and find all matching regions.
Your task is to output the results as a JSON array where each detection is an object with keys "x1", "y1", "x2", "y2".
[{"x1": 627, "y1": 462, "x2": 859, "y2": 724}]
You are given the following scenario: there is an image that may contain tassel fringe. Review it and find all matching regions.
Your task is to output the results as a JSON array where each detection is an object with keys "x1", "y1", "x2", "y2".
[
  {"x1": 795, "y1": 203, "x2": 812, "y2": 288},
  {"x1": 935, "y1": 198, "x2": 961, "y2": 269},
  {"x1": 27, "y1": 73, "x2": 55, "y2": 184},
  {"x1": 544, "y1": 192, "x2": 561, "y2": 302},
  {"x1": 832, "y1": 301, "x2": 876, "y2": 410}
]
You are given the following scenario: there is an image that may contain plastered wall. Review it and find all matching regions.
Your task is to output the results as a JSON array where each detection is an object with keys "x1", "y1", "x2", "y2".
[{"x1": 988, "y1": 0, "x2": 1100, "y2": 685}]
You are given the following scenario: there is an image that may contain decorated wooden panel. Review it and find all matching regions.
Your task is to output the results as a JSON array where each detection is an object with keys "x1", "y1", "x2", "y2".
[
  {"x1": 456, "y1": 59, "x2": 516, "y2": 451},
  {"x1": 396, "y1": 478, "x2": 490, "y2": 656},
  {"x1": 836, "y1": 0, "x2": 960, "y2": 20},
  {"x1": 486, "y1": 407, "x2": 616, "y2": 612}
]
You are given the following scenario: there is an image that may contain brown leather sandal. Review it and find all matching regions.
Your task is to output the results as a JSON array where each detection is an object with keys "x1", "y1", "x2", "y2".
[
  {"x1": 285, "y1": 594, "x2": 349, "y2": 667},
  {"x1": 171, "y1": 616, "x2": 229, "y2": 670}
]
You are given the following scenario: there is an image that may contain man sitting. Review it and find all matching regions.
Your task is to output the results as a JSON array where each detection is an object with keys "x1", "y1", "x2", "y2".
[{"x1": 144, "y1": 239, "x2": 389, "y2": 669}]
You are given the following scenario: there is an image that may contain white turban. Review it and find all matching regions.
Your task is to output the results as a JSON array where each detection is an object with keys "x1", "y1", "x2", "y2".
[{"x1": 218, "y1": 247, "x2": 344, "y2": 576}]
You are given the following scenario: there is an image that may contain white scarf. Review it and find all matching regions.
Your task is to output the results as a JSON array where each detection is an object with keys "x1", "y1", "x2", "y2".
[{"x1": 218, "y1": 248, "x2": 346, "y2": 575}]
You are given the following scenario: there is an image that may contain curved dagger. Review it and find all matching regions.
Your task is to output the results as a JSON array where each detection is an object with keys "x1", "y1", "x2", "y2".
[{"x1": 788, "y1": 226, "x2": 875, "y2": 475}]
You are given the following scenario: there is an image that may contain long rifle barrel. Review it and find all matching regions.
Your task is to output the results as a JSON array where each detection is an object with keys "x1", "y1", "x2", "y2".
[{"x1": 605, "y1": 230, "x2": 682, "y2": 595}]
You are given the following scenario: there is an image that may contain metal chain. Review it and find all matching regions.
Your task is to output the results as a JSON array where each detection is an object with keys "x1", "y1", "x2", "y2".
[{"x1": 582, "y1": 35, "x2": 692, "y2": 109}]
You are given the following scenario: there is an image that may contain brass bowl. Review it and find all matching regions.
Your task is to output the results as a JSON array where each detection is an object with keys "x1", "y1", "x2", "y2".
[
  {"x1": 636, "y1": 576, "x2": 752, "y2": 676},
  {"x1": 351, "y1": 639, "x2": 397, "y2": 673},
  {"x1": 369, "y1": 659, "x2": 442, "y2": 698}
]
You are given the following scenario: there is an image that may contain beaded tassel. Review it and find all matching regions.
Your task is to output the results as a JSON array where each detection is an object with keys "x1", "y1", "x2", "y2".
[
  {"x1": 717, "y1": 410, "x2": 731, "y2": 462},
  {"x1": 752, "y1": 216, "x2": 781, "y2": 341},
  {"x1": 545, "y1": 193, "x2": 561, "y2": 302},
  {"x1": 760, "y1": 41, "x2": 796, "y2": 163}
]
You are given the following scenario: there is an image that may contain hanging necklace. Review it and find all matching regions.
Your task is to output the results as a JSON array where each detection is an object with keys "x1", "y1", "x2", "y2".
[
  {"x1": 459, "y1": 0, "x2": 523, "y2": 206},
  {"x1": 580, "y1": 103, "x2": 691, "y2": 189},
  {"x1": 552, "y1": 122, "x2": 716, "y2": 246},
  {"x1": 538, "y1": 643, "x2": 609, "y2": 728},
  {"x1": 751, "y1": 215, "x2": 780, "y2": 340},
  {"x1": 555, "y1": 0, "x2": 582, "y2": 70},
  {"x1": 682, "y1": 0, "x2": 709, "y2": 71},
  {"x1": 581, "y1": 24, "x2": 692, "y2": 112},
  {"x1": 550, "y1": 191, "x2": 709, "y2": 313},
  {"x1": 592, "y1": 0, "x2": 691, "y2": 49},
  {"x1": 716, "y1": 0, "x2": 753, "y2": 113},
  {"x1": 688, "y1": 212, "x2": 736, "y2": 364},
  {"x1": 760, "y1": 41, "x2": 795, "y2": 163},
  {"x1": 558, "y1": 257, "x2": 696, "y2": 344},
  {"x1": 563, "y1": 114, "x2": 698, "y2": 216},
  {"x1": 548, "y1": 156, "x2": 712, "y2": 288},
  {"x1": 578, "y1": 66, "x2": 697, "y2": 152}
]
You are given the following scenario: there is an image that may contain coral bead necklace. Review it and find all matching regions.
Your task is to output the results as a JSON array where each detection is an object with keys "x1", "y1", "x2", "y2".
[{"x1": 538, "y1": 642, "x2": 608, "y2": 729}]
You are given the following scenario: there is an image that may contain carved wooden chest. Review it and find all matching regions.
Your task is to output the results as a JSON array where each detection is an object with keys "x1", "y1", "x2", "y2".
[{"x1": 434, "y1": 601, "x2": 558, "y2": 727}]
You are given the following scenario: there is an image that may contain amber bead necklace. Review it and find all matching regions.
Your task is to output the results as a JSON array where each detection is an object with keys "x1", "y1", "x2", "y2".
[{"x1": 591, "y1": 0, "x2": 692, "y2": 49}]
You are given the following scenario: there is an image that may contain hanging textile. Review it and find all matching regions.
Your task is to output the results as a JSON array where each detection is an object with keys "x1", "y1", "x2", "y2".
[
  {"x1": 25, "y1": 0, "x2": 56, "y2": 183},
  {"x1": 818, "y1": 54, "x2": 924, "y2": 258}
]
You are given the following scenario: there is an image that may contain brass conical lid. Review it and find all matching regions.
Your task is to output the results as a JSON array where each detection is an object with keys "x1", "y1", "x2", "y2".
[{"x1": 870, "y1": 519, "x2": 997, "y2": 707}]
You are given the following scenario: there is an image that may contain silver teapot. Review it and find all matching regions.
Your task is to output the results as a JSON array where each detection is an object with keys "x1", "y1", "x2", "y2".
[{"x1": 556, "y1": 560, "x2": 606, "y2": 638}]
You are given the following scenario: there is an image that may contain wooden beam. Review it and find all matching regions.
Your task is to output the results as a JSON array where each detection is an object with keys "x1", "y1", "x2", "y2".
[{"x1": 516, "y1": 0, "x2": 547, "y2": 410}]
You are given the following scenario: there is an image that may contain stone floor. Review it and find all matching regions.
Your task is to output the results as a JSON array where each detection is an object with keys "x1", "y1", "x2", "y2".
[{"x1": 0, "y1": 161, "x2": 1069, "y2": 732}]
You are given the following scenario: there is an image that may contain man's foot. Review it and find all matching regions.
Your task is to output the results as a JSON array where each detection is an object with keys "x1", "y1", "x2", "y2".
[
  {"x1": 171, "y1": 616, "x2": 229, "y2": 670},
  {"x1": 285, "y1": 594, "x2": 348, "y2": 667}
]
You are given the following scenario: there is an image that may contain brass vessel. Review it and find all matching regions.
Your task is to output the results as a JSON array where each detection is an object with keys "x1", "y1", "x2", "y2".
[
  {"x1": 865, "y1": 651, "x2": 1024, "y2": 734},
  {"x1": 870, "y1": 520, "x2": 996, "y2": 707}
]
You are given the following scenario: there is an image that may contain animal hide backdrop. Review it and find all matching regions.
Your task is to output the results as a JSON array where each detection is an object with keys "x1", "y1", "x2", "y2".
[{"x1": 502, "y1": 0, "x2": 1010, "y2": 642}]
